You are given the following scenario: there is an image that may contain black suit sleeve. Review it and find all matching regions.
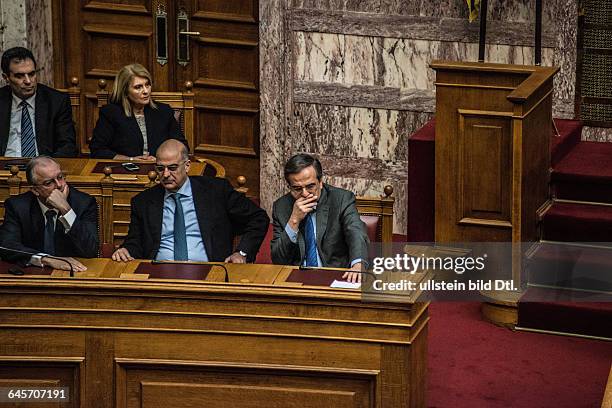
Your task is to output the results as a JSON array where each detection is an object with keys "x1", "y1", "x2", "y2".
[
  {"x1": 65, "y1": 194, "x2": 99, "y2": 258},
  {"x1": 270, "y1": 199, "x2": 299, "y2": 265},
  {"x1": 90, "y1": 107, "x2": 118, "y2": 159},
  {"x1": 120, "y1": 196, "x2": 145, "y2": 259},
  {"x1": 339, "y1": 192, "x2": 369, "y2": 265},
  {"x1": 223, "y1": 180, "x2": 269, "y2": 262},
  {"x1": 0, "y1": 199, "x2": 40, "y2": 262},
  {"x1": 52, "y1": 93, "x2": 78, "y2": 157}
]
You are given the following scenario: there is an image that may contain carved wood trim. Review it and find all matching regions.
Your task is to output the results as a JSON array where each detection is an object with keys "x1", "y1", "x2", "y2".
[
  {"x1": 195, "y1": 144, "x2": 257, "y2": 157},
  {"x1": 83, "y1": 1, "x2": 150, "y2": 15},
  {"x1": 194, "y1": 36, "x2": 258, "y2": 48},
  {"x1": 290, "y1": 8, "x2": 555, "y2": 48},
  {"x1": 193, "y1": 11, "x2": 256, "y2": 23},
  {"x1": 82, "y1": 24, "x2": 153, "y2": 37},
  {"x1": 194, "y1": 78, "x2": 257, "y2": 91}
]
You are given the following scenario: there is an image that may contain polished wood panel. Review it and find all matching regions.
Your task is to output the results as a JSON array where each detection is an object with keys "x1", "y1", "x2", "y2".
[
  {"x1": 0, "y1": 263, "x2": 428, "y2": 408},
  {"x1": 431, "y1": 61, "x2": 558, "y2": 281},
  {"x1": 52, "y1": 0, "x2": 260, "y2": 196}
]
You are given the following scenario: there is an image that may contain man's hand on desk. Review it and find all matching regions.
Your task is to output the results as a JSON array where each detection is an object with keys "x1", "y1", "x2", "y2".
[
  {"x1": 224, "y1": 251, "x2": 246, "y2": 263},
  {"x1": 342, "y1": 262, "x2": 363, "y2": 284},
  {"x1": 111, "y1": 248, "x2": 134, "y2": 262},
  {"x1": 42, "y1": 256, "x2": 87, "y2": 272}
]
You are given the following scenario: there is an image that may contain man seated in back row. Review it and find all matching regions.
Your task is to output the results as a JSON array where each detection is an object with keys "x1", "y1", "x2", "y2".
[
  {"x1": 271, "y1": 153, "x2": 369, "y2": 283},
  {"x1": 0, "y1": 157, "x2": 98, "y2": 271},
  {"x1": 112, "y1": 139, "x2": 269, "y2": 263},
  {"x1": 0, "y1": 47, "x2": 77, "y2": 157}
]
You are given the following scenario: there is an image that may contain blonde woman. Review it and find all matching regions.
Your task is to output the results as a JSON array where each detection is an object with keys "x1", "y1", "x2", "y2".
[{"x1": 90, "y1": 63, "x2": 187, "y2": 161}]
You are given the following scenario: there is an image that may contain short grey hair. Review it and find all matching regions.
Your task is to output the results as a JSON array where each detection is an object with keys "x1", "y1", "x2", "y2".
[{"x1": 26, "y1": 156, "x2": 58, "y2": 185}]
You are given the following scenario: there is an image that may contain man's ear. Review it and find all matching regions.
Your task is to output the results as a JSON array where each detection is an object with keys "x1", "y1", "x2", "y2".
[
  {"x1": 31, "y1": 186, "x2": 40, "y2": 197},
  {"x1": 1, "y1": 73, "x2": 8, "y2": 82}
]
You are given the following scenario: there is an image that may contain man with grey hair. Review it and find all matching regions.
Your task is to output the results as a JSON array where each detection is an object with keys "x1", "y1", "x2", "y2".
[
  {"x1": 0, "y1": 156, "x2": 98, "y2": 270},
  {"x1": 112, "y1": 139, "x2": 269, "y2": 263}
]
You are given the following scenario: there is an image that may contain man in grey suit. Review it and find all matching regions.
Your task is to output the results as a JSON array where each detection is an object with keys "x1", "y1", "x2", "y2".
[{"x1": 271, "y1": 153, "x2": 369, "y2": 283}]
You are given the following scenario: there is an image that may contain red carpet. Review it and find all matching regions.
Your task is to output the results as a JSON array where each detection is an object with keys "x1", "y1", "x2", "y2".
[
  {"x1": 542, "y1": 201, "x2": 612, "y2": 242},
  {"x1": 552, "y1": 141, "x2": 612, "y2": 203},
  {"x1": 428, "y1": 302, "x2": 612, "y2": 408}
]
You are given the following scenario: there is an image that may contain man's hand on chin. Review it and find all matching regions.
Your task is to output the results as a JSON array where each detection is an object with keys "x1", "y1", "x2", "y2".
[
  {"x1": 46, "y1": 185, "x2": 71, "y2": 215},
  {"x1": 225, "y1": 252, "x2": 246, "y2": 263}
]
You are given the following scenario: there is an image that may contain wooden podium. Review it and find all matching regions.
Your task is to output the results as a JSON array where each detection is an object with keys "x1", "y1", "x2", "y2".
[
  {"x1": 0, "y1": 261, "x2": 428, "y2": 407},
  {"x1": 430, "y1": 61, "x2": 558, "y2": 283}
]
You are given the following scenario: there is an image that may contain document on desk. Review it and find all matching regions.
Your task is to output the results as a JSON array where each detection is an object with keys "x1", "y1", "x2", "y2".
[{"x1": 330, "y1": 280, "x2": 361, "y2": 289}]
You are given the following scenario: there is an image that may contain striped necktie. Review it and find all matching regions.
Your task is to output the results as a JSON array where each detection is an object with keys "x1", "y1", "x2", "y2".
[{"x1": 20, "y1": 100, "x2": 37, "y2": 157}]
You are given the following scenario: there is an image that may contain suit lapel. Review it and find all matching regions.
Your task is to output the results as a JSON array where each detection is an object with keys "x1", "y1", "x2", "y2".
[
  {"x1": 35, "y1": 89, "x2": 49, "y2": 154},
  {"x1": 143, "y1": 105, "x2": 155, "y2": 152},
  {"x1": 28, "y1": 194, "x2": 45, "y2": 249},
  {"x1": 190, "y1": 178, "x2": 214, "y2": 258},
  {"x1": 0, "y1": 87, "x2": 12, "y2": 155},
  {"x1": 147, "y1": 186, "x2": 165, "y2": 256},
  {"x1": 315, "y1": 184, "x2": 330, "y2": 249}
]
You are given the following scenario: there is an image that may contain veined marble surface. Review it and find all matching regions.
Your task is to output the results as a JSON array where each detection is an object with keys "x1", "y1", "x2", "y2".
[
  {"x1": 260, "y1": 0, "x2": 290, "y2": 216},
  {"x1": 295, "y1": 32, "x2": 555, "y2": 91},
  {"x1": 582, "y1": 127, "x2": 612, "y2": 142},
  {"x1": 0, "y1": 0, "x2": 27, "y2": 49},
  {"x1": 26, "y1": 0, "x2": 53, "y2": 86}
]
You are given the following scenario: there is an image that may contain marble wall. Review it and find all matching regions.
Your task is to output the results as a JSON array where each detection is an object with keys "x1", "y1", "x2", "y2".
[
  {"x1": 0, "y1": 0, "x2": 54, "y2": 86},
  {"x1": 260, "y1": 0, "x2": 578, "y2": 235}
]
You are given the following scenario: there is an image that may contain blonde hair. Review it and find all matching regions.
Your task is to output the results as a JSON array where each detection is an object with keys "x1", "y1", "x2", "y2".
[{"x1": 110, "y1": 63, "x2": 157, "y2": 116}]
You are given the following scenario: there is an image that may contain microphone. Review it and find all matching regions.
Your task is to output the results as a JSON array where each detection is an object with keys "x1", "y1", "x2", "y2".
[
  {"x1": 150, "y1": 260, "x2": 229, "y2": 283},
  {"x1": 0, "y1": 245, "x2": 75, "y2": 277}
]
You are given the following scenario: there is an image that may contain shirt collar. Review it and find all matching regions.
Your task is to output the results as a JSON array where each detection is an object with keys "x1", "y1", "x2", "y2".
[
  {"x1": 12, "y1": 92, "x2": 36, "y2": 109},
  {"x1": 164, "y1": 177, "x2": 192, "y2": 199},
  {"x1": 37, "y1": 198, "x2": 56, "y2": 217}
]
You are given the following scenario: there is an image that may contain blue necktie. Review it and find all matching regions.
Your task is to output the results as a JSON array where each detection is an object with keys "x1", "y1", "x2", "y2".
[
  {"x1": 20, "y1": 101, "x2": 37, "y2": 157},
  {"x1": 172, "y1": 193, "x2": 188, "y2": 261},
  {"x1": 304, "y1": 213, "x2": 318, "y2": 267},
  {"x1": 43, "y1": 210, "x2": 56, "y2": 255}
]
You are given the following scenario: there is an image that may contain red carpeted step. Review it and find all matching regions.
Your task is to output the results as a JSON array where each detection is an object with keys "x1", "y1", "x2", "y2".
[
  {"x1": 518, "y1": 287, "x2": 612, "y2": 338},
  {"x1": 550, "y1": 119, "x2": 583, "y2": 166},
  {"x1": 542, "y1": 201, "x2": 612, "y2": 242},
  {"x1": 552, "y1": 141, "x2": 612, "y2": 203},
  {"x1": 526, "y1": 242, "x2": 612, "y2": 292}
]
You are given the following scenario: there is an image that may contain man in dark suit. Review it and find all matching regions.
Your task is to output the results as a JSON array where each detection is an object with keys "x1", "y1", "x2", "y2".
[
  {"x1": 112, "y1": 139, "x2": 269, "y2": 263},
  {"x1": 271, "y1": 153, "x2": 369, "y2": 283},
  {"x1": 0, "y1": 157, "x2": 98, "y2": 271},
  {"x1": 0, "y1": 47, "x2": 77, "y2": 157}
]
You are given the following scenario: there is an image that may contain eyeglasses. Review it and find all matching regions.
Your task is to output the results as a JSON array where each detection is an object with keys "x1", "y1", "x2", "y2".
[
  {"x1": 35, "y1": 173, "x2": 65, "y2": 188},
  {"x1": 288, "y1": 183, "x2": 318, "y2": 194},
  {"x1": 155, "y1": 160, "x2": 188, "y2": 173}
]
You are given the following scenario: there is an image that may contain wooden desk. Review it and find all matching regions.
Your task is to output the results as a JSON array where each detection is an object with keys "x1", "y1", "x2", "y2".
[
  {"x1": 0, "y1": 157, "x2": 225, "y2": 247},
  {"x1": 0, "y1": 262, "x2": 428, "y2": 407}
]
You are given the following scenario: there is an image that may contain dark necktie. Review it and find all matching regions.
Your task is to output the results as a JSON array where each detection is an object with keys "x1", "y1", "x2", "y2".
[
  {"x1": 20, "y1": 101, "x2": 37, "y2": 157},
  {"x1": 43, "y1": 210, "x2": 56, "y2": 255},
  {"x1": 172, "y1": 193, "x2": 188, "y2": 261},
  {"x1": 304, "y1": 213, "x2": 318, "y2": 267}
]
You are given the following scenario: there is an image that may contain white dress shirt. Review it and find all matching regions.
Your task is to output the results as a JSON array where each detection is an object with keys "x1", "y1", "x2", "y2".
[{"x1": 6, "y1": 93, "x2": 38, "y2": 157}]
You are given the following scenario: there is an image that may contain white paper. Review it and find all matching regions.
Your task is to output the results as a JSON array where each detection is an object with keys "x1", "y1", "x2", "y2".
[{"x1": 330, "y1": 280, "x2": 361, "y2": 289}]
